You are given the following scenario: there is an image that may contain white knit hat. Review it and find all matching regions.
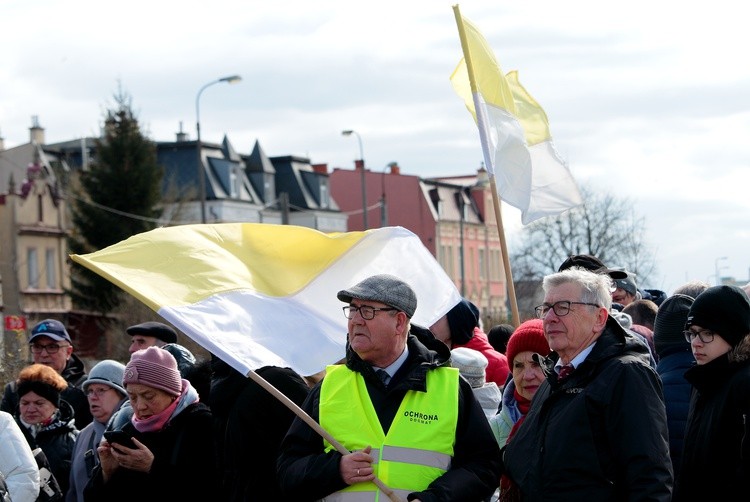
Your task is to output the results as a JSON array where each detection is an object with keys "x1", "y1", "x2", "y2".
[{"x1": 450, "y1": 347, "x2": 487, "y2": 388}]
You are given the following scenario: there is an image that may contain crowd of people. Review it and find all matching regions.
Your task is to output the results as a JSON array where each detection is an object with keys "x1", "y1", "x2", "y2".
[{"x1": 0, "y1": 256, "x2": 748, "y2": 501}]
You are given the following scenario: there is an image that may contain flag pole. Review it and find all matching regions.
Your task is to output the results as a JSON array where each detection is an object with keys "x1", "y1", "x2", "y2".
[
  {"x1": 452, "y1": 4, "x2": 520, "y2": 327},
  {"x1": 245, "y1": 370, "x2": 404, "y2": 502}
]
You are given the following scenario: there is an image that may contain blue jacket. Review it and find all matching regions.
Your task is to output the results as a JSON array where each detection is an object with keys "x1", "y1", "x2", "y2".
[{"x1": 655, "y1": 346, "x2": 694, "y2": 481}]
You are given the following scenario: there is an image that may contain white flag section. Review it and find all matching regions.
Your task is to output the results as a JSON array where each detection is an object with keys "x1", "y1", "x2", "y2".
[
  {"x1": 451, "y1": 12, "x2": 583, "y2": 224},
  {"x1": 71, "y1": 224, "x2": 461, "y2": 377}
]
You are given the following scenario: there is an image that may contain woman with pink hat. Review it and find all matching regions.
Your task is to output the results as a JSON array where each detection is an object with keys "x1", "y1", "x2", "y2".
[{"x1": 84, "y1": 347, "x2": 216, "y2": 500}]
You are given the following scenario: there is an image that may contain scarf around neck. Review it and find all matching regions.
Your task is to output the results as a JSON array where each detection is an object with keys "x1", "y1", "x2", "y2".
[{"x1": 131, "y1": 379, "x2": 198, "y2": 433}]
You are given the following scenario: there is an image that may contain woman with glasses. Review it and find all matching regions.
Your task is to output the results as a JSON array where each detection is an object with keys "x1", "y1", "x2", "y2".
[
  {"x1": 67, "y1": 360, "x2": 127, "y2": 502},
  {"x1": 14, "y1": 363, "x2": 79, "y2": 497},
  {"x1": 673, "y1": 285, "x2": 750, "y2": 501}
]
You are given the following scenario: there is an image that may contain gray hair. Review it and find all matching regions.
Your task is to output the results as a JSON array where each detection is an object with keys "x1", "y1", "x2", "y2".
[
  {"x1": 673, "y1": 280, "x2": 710, "y2": 300},
  {"x1": 543, "y1": 267, "x2": 613, "y2": 310}
]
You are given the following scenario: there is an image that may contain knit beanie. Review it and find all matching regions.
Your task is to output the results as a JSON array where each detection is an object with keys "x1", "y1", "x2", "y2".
[
  {"x1": 686, "y1": 285, "x2": 750, "y2": 347},
  {"x1": 84, "y1": 359, "x2": 127, "y2": 397},
  {"x1": 653, "y1": 294, "x2": 693, "y2": 357},
  {"x1": 123, "y1": 346, "x2": 182, "y2": 396},
  {"x1": 16, "y1": 364, "x2": 67, "y2": 408},
  {"x1": 446, "y1": 299, "x2": 478, "y2": 345},
  {"x1": 506, "y1": 319, "x2": 550, "y2": 366},
  {"x1": 450, "y1": 347, "x2": 488, "y2": 388},
  {"x1": 614, "y1": 273, "x2": 638, "y2": 296}
]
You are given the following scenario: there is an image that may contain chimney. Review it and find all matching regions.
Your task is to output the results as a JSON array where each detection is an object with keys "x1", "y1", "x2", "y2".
[
  {"x1": 387, "y1": 162, "x2": 400, "y2": 175},
  {"x1": 311, "y1": 163, "x2": 328, "y2": 174},
  {"x1": 29, "y1": 115, "x2": 45, "y2": 144},
  {"x1": 175, "y1": 121, "x2": 189, "y2": 142},
  {"x1": 476, "y1": 163, "x2": 489, "y2": 186},
  {"x1": 354, "y1": 159, "x2": 364, "y2": 170}
]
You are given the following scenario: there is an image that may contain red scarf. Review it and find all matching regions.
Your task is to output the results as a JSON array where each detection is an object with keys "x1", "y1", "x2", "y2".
[{"x1": 499, "y1": 389, "x2": 532, "y2": 500}]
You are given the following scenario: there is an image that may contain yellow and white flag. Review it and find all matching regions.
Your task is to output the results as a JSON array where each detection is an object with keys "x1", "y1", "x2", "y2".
[
  {"x1": 451, "y1": 7, "x2": 582, "y2": 224},
  {"x1": 71, "y1": 223, "x2": 460, "y2": 377}
]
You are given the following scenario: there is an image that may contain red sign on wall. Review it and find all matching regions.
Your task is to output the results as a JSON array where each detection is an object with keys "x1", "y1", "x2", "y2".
[{"x1": 4, "y1": 315, "x2": 27, "y2": 331}]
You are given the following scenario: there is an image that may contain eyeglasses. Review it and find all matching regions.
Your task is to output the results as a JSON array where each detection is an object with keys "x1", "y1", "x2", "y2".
[
  {"x1": 683, "y1": 329, "x2": 716, "y2": 344},
  {"x1": 85, "y1": 388, "x2": 112, "y2": 398},
  {"x1": 30, "y1": 343, "x2": 69, "y2": 354},
  {"x1": 534, "y1": 300, "x2": 600, "y2": 319},
  {"x1": 343, "y1": 305, "x2": 398, "y2": 320}
]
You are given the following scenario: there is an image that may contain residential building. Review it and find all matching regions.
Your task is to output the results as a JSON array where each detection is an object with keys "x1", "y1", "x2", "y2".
[
  {"x1": 0, "y1": 117, "x2": 73, "y2": 364},
  {"x1": 329, "y1": 163, "x2": 510, "y2": 325}
]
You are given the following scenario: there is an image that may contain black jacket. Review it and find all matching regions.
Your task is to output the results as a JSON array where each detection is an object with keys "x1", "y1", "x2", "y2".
[
  {"x1": 504, "y1": 316, "x2": 673, "y2": 501},
  {"x1": 210, "y1": 358, "x2": 310, "y2": 501},
  {"x1": 83, "y1": 402, "x2": 216, "y2": 502},
  {"x1": 2, "y1": 355, "x2": 93, "y2": 430},
  {"x1": 277, "y1": 325, "x2": 501, "y2": 502},
  {"x1": 674, "y1": 345, "x2": 750, "y2": 501},
  {"x1": 17, "y1": 400, "x2": 79, "y2": 496}
]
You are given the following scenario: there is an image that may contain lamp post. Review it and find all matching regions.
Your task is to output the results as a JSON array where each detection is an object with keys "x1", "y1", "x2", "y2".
[
  {"x1": 715, "y1": 256, "x2": 728, "y2": 286},
  {"x1": 196, "y1": 74, "x2": 242, "y2": 223},
  {"x1": 341, "y1": 129, "x2": 368, "y2": 230}
]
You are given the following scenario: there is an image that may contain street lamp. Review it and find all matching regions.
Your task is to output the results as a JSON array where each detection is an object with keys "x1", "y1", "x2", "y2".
[
  {"x1": 196, "y1": 74, "x2": 242, "y2": 223},
  {"x1": 715, "y1": 256, "x2": 728, "y2": 286},
  {"x1": 341, "y1": 129, "x2": 368, "y2": 230}
]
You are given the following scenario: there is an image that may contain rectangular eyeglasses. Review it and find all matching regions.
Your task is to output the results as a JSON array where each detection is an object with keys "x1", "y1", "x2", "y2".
[
  {"x1": 343, "y1": 305, "x2": 398, "y2": 320},
  {"x1": 534, "y1": 300, "x2": 600, "y2": 319}
]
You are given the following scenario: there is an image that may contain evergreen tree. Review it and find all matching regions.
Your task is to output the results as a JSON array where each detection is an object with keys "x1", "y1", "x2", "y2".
[{"x1": 67, "y1": 90, "x2": 163, "y2": 314}]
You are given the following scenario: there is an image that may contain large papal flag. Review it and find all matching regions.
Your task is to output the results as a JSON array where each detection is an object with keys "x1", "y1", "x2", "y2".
[
  {"x1": 451, "y1": 6, "x2": 583, "y2": 225},
  {"x1": 71, "y1": 223, "x2": 461, "y2": 377}
]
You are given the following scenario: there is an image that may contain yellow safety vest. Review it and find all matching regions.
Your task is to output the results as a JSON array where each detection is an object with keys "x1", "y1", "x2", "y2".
[{"x1": 319, "y1": 364, "x2": 459, "y2": 502}]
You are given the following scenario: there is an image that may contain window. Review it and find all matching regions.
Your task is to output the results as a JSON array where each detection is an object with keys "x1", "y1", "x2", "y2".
[
  {"x1": 479, "y1": 248, "x2": 486, "y2": 281},
  {"x1": 27, "y1": 248, "x2": 39, "y2": 288},
  {"x1": 320, "y1": 183, "x2": 330, "y2": 209},
  {"x1": 45, "y1": 248, "x2": 56, "y2": 289}
]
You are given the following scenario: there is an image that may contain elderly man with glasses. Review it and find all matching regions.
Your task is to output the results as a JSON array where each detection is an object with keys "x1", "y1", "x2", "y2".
[
  {"x1": 1, "y1": 319, "x2": 93, "y2": 429},
  {"x1": 503, "y1": 267, "x2": 673, "y2": 501},
  {"x1": 278, "y1": 274, "x2": 501, "y2": 501}
]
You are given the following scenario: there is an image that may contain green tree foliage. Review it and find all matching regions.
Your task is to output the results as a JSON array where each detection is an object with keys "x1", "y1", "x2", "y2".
[
  {"x1": 510, "y1": 183, "x2": 657, "y2": 286},
  {"x1": 67, "y1": 90, "x2": 163, "y2": 314}
]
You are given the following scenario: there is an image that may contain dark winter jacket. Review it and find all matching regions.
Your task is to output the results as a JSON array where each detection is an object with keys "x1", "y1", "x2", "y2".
[
  {"x1": 2, "y1": 354, "x2": 93, "y2": 430},
  {"x1": 655, "y1": 345, "x2": 694, "y2": 482},
  {"x1": 84, "y1": 401, "x2": 216, "y2": 502},
  {"x1": 277, "y1": 325, "x2": 501, "y2": 502},
  {"x1": 673, "y1": 343, "x2": 750, "y2": 501},
  {"x1": 503, "y1": 316, "x2": 673, "y2": 501},
  {"x1": 16, "y1": 399, "x2": 79, "y2": 496},
  {"x1": 209, "y1": 358, "x2": 310, "y2": 501}
]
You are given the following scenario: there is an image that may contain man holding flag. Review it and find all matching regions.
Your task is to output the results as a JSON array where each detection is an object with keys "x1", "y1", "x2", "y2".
[{"x1": 277, "y1": 274, "x2": 501, "y2": 501}]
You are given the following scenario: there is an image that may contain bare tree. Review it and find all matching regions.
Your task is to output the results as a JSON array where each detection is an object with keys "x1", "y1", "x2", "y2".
[{"x1": 510, "y1": 184, "x2": 657, "y2": 286}]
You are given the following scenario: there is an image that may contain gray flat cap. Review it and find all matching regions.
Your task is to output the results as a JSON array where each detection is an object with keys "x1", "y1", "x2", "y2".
[{"x1": 337, "y1": 274, "x2": 417, "y2": 318}]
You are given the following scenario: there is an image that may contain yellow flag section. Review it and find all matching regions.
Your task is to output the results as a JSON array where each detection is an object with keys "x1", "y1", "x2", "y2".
[
  {"x1": 70, "y1": 223, "x2": 461, "y2": 377},
  {"x1": 451, "y1": 6, "x2": 582, "y2": 225}
]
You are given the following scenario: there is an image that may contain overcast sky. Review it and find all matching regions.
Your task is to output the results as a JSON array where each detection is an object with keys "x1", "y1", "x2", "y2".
[{"x1": 2, "y1": 0, "x2": 748, "y2": 294}]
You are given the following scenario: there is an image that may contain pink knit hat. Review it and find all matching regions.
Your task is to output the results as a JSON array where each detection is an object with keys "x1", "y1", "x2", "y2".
[
  {"x1": 506, "y1": 319, "x2": 551, "y2": 366},
  {"x1": 123, "y1": 346, "x2": 182, "y2": 396}
]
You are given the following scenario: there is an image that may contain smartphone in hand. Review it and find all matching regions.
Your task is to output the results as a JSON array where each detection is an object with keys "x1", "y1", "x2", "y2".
[{"x1": 103, "y1": 430, "x2": 137, "y2": 449}]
